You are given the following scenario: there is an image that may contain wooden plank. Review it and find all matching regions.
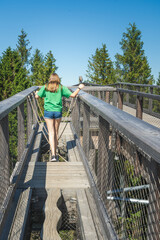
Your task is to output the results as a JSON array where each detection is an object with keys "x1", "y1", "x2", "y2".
[
  {"x1": 41, "y1": 189, "x2": 62, "y2": 240},
  {"x1": 66, "y1": 135, "x2": 76, "y2": 162},
  {"x1": 8, "y1": 188, "x2": 32, "y2": 240},
  {"x1": 18, "y1": 162, "x2": 90, "y2": 189},
  {"x1": 30, "y1": 123, "x2": 43, "y2": 162},
  {"x1": 77, "y1": 189, "x2": 98, "y2": 240},
  {"x1": 85, "y1": 188, "x2": 109, "y2": 240},
  {"x1": 69, "y1": 134, "x2": 81, "y2": 162},
  {"x1": 0, "y1": 86, "x2": 38, "y2": 120}
]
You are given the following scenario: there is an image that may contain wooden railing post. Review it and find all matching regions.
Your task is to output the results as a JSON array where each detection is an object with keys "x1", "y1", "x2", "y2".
[
  {"x1": 136, "y1": 95, "x2": 143, "y2": 119},
  {"x1": 106, "y1": 91, "x2": 110, "y2": 103},
  {"x1": 149, "y1": 87, "x2": 153, "y2": 113},
  {"x1": 113, "y1": 91, "x2": 118, "y2": 107},
  {"x1": 27, "y1": 96, "x2": 32, "y2": 140},
  {"x1": 0, "y1": 115, "x2": 10, "y2": 205},
  {"x1": 74, "y1": 98, "x2": 80, "y2": 139},
  {"x1": 118, "y1": 91, "x2": 123, "y2": 110},
  {"x1": 83, "y1": 102, "x2": 90, "y2": 159},
  {"x1": 32, "y1": 94, "x2": 38, "y2": 124},
  {"x1": 97, "y1": 116, "x2": 110, "y2": 198},
  {"x1": 18, "y1": 103, "x2": 25, "y2": 161}
]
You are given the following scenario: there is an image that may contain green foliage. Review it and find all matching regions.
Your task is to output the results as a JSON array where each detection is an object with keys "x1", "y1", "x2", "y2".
[
  {"x1": 0, "y1": 29, "x2": 59, "y2": 168},
  {"x1": 30, "y1": 49, "x2": 58, "y2": 86},
  {"x1": 0, "y1": 47, "x2": 29, "y2": 100},
  {"x1": 115, "y1": 23, "x2": 154, "y2": 84},
  {"x1": 30, "y1": 49, "x2": 44, "y2": 85},
  {"x1": 44, "y1": 50, "x2": 58, "y2": 82},
  {"x1": 16, "y1": 29, "x2": 32, "y2": 66},
  {"x1": 86, "y1": 44, "x2": 116, "y2": 85}
]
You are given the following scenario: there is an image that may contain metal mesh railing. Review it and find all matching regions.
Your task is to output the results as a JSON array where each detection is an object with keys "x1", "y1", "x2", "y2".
[
  {"x1": 84, "y1": 87, "x2": 160, "y2": 129},
  {"x1": 0, "y1": 87, "x2": 38, "y2": 207},
  {"x1": 72, "y1": 92, "x2": 160, "y2": 240}
]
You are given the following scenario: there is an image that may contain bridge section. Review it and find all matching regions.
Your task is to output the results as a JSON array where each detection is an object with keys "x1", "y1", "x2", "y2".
[{"x1": 0, "y1": 85, "x2": 160, "y2": 240}]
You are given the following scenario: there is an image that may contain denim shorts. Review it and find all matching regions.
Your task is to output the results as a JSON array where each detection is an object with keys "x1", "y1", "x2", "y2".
[{"x1": 44, "y1": 110, "x2": 62, "y2": 119}]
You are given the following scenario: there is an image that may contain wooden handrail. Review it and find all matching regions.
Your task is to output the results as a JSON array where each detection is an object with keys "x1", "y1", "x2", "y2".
[
  {"x1": 71, "y1": 88, "x2": 160, "y2": 164},
  {"x1": 0, "y1": 86, "x2": 39, "y2": 120},
  {"x1": 117, "y1": 88, "x2": 160, "y2": 100}
]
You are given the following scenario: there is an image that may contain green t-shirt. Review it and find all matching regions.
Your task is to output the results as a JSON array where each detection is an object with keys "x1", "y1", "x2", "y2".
[{"x1": 37, "y1": 85, "x2": 72, "y2": 112}]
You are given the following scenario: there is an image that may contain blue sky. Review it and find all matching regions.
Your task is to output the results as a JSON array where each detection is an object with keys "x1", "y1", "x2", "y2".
[{"x1": 0, "y1": 0, "x2": 160, "y2": 86}]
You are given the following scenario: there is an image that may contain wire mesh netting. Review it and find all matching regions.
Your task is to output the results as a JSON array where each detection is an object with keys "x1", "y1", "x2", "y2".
[{"x1": 72, "y1": 95, "x2": 159, "y2": 240}]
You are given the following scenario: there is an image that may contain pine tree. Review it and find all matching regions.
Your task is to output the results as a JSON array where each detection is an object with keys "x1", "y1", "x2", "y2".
[
  {"x1": 44, "y1": 51, "x2": 58, "y2": 83},
  {"x1": 86, "y1": 44, "x2": 115, "y2": 85},
  {"x1": 30, "y1": 49, "x2": 44, "y2": 85},
  {"x1": 115, "y1": 23, "x2": 153, "y2": 84},
  {"x1": 16, "y1": 29, "x2": 32, "y2": 66},
  {"x1": 0, "y1": 47, "x2": 30, "y2": 166},
  {"x1": 156, "y1": 72, "x2": 160, "y2": 85}
]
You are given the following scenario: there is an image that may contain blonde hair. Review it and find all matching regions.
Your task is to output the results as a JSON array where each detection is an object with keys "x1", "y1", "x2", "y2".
[{"x1": 45, "y1": 73, "x2": 61, "y2": 92}]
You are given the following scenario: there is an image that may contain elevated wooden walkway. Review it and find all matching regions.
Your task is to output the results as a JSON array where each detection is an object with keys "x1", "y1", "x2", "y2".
[{"x1": 0, "y1": 122, "x2": 108, "y2": 240}]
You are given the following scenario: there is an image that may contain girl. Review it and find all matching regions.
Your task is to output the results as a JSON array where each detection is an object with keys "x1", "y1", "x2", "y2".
[{"x1": 35, "y1": 73, "x2": 84, "y2": 161}]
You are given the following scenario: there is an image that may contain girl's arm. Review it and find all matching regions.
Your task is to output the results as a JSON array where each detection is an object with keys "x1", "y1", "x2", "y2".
[{"x1": 70, "y1": 84, "x2": 84, "y2": 98}]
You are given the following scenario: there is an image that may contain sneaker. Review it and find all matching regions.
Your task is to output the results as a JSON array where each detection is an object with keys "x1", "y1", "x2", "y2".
[
  {"x1": 56, "y1": 155, "x2": 59, "y2": 162},
  {"x1": 51, "y1": 155, "x2": 56, "y2": 162}
]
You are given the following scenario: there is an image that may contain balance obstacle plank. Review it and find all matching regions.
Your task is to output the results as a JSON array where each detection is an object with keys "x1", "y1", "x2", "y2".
[{"x1": 40, "y1": 189, "x2": 62, "y2": 240}]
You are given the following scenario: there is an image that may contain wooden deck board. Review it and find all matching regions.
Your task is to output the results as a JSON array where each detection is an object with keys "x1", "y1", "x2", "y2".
[{"x1": 18, "y1": 162, "x2": 90, "y2": 189}]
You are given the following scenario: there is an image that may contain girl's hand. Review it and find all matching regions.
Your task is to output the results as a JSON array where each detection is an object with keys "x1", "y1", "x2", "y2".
[{"x1": 79, "y1": 84, "x2": 85, "y2": 90}]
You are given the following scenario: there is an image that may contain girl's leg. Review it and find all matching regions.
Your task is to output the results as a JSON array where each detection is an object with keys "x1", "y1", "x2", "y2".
[
  {"x1": 45, "y1": 118, "x2": 56, "y2": 156},
  {"x1": 54, "y1": 118, "x2": 61, "y2": 154}
]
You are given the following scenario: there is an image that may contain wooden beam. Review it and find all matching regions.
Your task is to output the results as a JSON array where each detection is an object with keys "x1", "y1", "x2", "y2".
[
  {"x1": 18, "y1": 103, "x2": 25, "y2": 161},
  {"x1": 0, "y1": 86, "x2": 39, "y2": 121},
  {"x1": 0, "y1": 115, "x2": 10, "y2": 206}
]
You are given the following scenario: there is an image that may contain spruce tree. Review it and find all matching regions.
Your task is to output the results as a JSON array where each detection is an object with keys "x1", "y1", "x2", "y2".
[
  {"x1": 86, "y1": 44, "x2": 115, "y2": 85},
  {"x1": 16, "y1": 29, "x2": 32, "y2": 66},
  {"x1": 115, "y1": 23, "x2": 153, "y2": 84},
  {"x1": 0, "y1": 47, "x2": 29, "y2": 167},
  {"x1": 44, "y1": 51, "x2": 58, "y2": 83},
  {"x1": 30, "y1": 49, "x2": 44, "y2": 85},
  {"x1": 156, "y1": 72, "x2": 160, "y2": 85}
]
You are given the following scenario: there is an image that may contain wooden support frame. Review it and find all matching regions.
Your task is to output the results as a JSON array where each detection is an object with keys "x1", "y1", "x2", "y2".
[
  {"x1": 0, "y1": 115, "x2": 10, "y2": 205},
  {"x1": 74, "y1": 98, "x2": 80, "y2": 139},
  {"x1": 97, "y1": 116, "x2": 110, "y2": 199},
  {"x1": 27, "y1": 96, "x2": 32, "y2": 140},
  {"x1": 18, "y1": 103, "x2": 25, "y2": 161},
  {"x1": 118, "y1": 91, "x2": 123, "y2": 110},
  {"x1": 83, "y1": 102, "x2": 90, "y2": 159},
  {"x1": 106, "y1": 91, "x2": 110, "y2": 103},
  {"x1": 136, "y1": 95, "x2": 143, "y2": 119}
]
